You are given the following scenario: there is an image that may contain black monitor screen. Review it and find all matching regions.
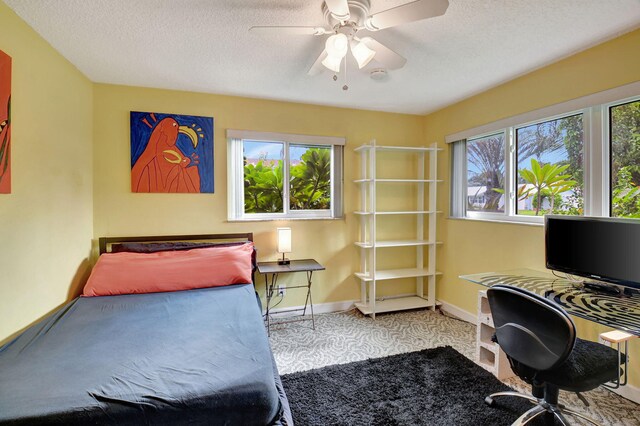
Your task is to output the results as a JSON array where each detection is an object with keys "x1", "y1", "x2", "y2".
[{"x1": 545, "y1": 215, "x2": 640, "y2": 290}]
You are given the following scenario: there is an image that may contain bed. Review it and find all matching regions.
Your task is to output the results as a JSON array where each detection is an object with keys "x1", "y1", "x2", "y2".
[{"x1": 0, "y1": 233, "x2": 292, "y2": 425}]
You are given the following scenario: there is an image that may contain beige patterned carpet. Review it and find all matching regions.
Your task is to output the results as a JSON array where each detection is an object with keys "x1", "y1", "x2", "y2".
[{"x1": 269, "y1": 308, "x2": 640, "y2": 426}]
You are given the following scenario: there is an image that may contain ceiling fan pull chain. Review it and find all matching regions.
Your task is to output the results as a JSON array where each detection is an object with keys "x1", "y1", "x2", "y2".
[{"x1": 343, "y1": 54, "x2": 349, "y2": 91}]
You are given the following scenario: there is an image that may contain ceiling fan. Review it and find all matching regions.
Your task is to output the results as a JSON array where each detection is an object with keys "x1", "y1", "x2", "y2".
[{"x1": 250, "y1": 0, "x2": 449, "y2": 82}]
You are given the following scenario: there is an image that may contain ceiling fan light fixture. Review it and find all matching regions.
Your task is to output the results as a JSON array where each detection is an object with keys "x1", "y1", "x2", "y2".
[
  {"x1": 351, "y1": 40, "x2": 376, "y2": 69},
  {"x1": 325, "y1": 33, "x2": 349, "y2": 58},
  {"x1": 321, "y1": 54, "x2": 343, "y2": 73}
]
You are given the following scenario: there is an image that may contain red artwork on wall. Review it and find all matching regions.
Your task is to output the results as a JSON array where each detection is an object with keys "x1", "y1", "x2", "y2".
[
  {"x1": 0, "y1": 50, "x2": 11, "y2": 194},
  {"x1": 130, "y1": 111, "x2": 214, "y2": 193}
]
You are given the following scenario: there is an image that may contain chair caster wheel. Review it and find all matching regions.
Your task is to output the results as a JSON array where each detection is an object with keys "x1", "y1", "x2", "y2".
[{"x1": 485, "y1": 396, "x2": 495, "y2": 407}]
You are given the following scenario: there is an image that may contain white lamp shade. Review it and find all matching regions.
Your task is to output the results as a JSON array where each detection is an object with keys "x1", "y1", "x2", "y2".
[
  {"x1": 321, "y1": 54, "x2": 343, "y2": 73},
  {"x1": 325, "y1": 33, "x2": 348, "y2": 58},
  {"x1": 351, "y1": 40, "x2": 376, "y2": 69},
  {"x1": 276, "y1": 228, "x2": 292, "y2": 254}
]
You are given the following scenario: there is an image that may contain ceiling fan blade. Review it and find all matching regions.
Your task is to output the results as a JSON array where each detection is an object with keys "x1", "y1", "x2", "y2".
[
  {"x1": 361, "y1": 37, "x2": 407, "y2": 70},
  {"x1": 249, "y1": 26, "x2": 329, "y2": 36},
  {"x1": 325, "y1": 0, "x2": 350, "y2": 21},
  {"x1": 365, "y1": 0, "x2": 449, "y2": 31},
  {"x1": 308, "y1": 49, "x2": 329, "y2": 76}
]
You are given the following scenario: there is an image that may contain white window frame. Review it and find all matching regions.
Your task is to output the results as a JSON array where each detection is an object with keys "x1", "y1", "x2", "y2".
[
  {"x1": 448, "y1": 82, "x2": 640, "y2": 225},
  {"x1": 227, "y1": 130, "x2": 344, "y2": 221},
  {"x1": 513, "y1": 110, "x2": 588, "y2": 223},
  {"x1": 465, "y1": 130, "x2": 510, "y2": 222}
]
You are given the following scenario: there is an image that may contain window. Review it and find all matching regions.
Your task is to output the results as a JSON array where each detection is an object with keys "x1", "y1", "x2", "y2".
[
  {"x1": 466, "y1": 133, "x2": 505, "y2": 213},
  {"x1": 449, "y1": 83, "x2": 640, "y2": 224},
  {"x1": 227, "y1": 130, "x2": 344, "y2": 220},
  {"x1": 242, "y1": 140, "x2": 285, "y2": 214},
  {"x1": 289, "y1": 144, "x2": 332, "y2": 211},
  {"x1": 515, "y1": 114, "x2": 583, "y2": 216},
  {"x1": 610, "y1": 100, "x2": 640, "y2": 218}
]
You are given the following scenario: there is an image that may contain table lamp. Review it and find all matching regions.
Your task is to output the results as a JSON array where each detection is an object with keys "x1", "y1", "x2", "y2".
[{"x1": 277, "y1": 227, "x2": 291, "y2": 265}]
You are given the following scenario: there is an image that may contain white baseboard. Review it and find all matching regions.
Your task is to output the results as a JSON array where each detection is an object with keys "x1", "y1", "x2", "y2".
[
  {"x1": 268, "y1": 297, "x2": 478, "y2": 322},
  {"x1": 267, "y1": 299, "x2": 356, "y2": 317},
  {"x1": 609, "y1": 383, "x2": 640, "y2": 404},
  {"x1": 268, "y1": 293, "x2": 432, "y2": 317},
  {"x1": 437, "y1": 300, "x2": 477, "y2": 325}
]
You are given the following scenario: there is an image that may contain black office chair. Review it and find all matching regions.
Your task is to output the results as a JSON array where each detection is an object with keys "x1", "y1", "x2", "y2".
[{"x1": 485, "y1": 285, "x2": 624, "y2": 425}]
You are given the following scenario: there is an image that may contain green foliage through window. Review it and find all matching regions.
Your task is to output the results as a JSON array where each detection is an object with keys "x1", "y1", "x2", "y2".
[
  {"x1": 611, "y1": 100, "x2": 640, "y2": 218},
  {"x1": 243, "y1": 159, "x2": 284, "y2": 213},
  {"x1": 515, "y1": 114, "x2": 583, "y2": 216},
  {"x1": 242, "y1": 142, "x2": 331, "y2": 214},
  {"x1": 290, "y1": 147, "x2": 331, "y2": 210},
  {"x1": 516, "y1": 159, "x2": 577, "y2": 216}
]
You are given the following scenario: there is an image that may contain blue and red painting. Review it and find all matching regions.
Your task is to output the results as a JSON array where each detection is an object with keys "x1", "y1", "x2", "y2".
[{"x1": 130, "y1": 111, "x2": 214, "y2": 193}]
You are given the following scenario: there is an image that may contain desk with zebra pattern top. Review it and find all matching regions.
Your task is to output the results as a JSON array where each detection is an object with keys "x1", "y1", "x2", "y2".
[{"x1": 460, "y1": 268, "x2": 640, "y2": 336}]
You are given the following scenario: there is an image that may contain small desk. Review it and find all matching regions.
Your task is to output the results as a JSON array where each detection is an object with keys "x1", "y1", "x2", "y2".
[
  {"x1": 257, "y1": 259, "x2": 325, "y2": 335},
  {"x1": 460, "y1": 268, "x2": 640, "y2": 336}
]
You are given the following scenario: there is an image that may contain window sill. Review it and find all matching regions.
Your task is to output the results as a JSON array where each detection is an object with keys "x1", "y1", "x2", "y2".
[
  {"x1": 447, "y1": 216, "x2": 544, "y2": 227},
  {"x1": 226, "y1": 217, "x2": 344, "y2": 223}
]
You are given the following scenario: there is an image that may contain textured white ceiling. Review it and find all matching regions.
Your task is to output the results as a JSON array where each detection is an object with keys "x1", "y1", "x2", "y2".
[{"x1": 4, "y1": 0, "x2": 640, "y2": 114}]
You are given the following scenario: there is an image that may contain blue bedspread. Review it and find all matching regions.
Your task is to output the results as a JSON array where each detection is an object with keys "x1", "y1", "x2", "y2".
[{"x1": 0, "y1": 284, "x2": 289, "y2": 425}]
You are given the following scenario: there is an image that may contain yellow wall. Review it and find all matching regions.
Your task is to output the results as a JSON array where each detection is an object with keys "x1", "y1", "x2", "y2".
[
  {"x1": 93, "y1": 84, "x2": 424, "y2": 306},
  {"x1": 425, "y1": 29, "x2": 640, "y2": 386},
  {"x1": 0, "y1": 3, "x2": 94, "y2": 340}
]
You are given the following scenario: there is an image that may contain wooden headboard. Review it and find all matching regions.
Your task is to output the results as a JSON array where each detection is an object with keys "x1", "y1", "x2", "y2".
[{"x1": 98, "y1": 233, "x2": 254, "y2": 255}]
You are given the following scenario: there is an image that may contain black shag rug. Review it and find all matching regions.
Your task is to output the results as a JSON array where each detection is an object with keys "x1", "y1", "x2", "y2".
[{"x1": 281, "y1": 346, "x2": 544, "y2": 426}]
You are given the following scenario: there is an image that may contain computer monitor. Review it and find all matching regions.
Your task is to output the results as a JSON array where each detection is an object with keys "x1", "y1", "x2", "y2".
[{"x1": 545, "y1": 215, "x2": 640, "y2": 295}]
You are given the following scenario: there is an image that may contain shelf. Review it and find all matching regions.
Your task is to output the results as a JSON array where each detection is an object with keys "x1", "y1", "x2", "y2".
[
  {"x1": 354, "y1": 145, "x2": 443, "y2": 153},
  {"x1": 354, "y1": 240, "x2": 443, "y2": 248},
  {"x1": 355, "y1": 269, "x2": 442, "y2": 281},
  {"x1": 478, "y1": 340, "x2": 498, "y2": 353},
  {"x1": 479, "y1": 322, "x2": 495, "y2": 345},
  {"x1": 477, "y1": 351, "x2": 497, "y2": 373},
  {"x1": 354, "y1": 210, "x2": 442, "y2": 215},
  {"x1": 354, "y1": 296, "x2": 434, "y2": 315},
  {"x1": 354, "y1": 178, "x2": 443, "y2": 183},
  {"x1": 354, "y1": 141, "x2": 441, "y2": 317},
  {"x1": 479, "y1": 315, "x2": 494, "y2": 328}
]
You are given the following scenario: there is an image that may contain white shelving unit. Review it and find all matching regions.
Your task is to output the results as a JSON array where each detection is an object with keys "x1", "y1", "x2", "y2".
[
  {"x1": 353, "y1": 140, "x2": 442, "y2": 318},
  {"x1": 477, "y1": 290, "x2": 514, "y2": 380}
]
